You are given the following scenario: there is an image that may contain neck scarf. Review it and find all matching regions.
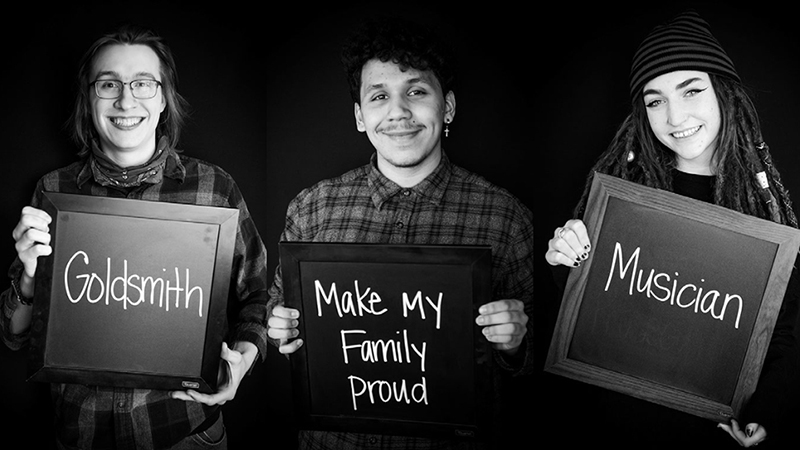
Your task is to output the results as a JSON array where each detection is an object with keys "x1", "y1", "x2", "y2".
[{"x1": 90, "y1": 137, "x2": 170, "y2": 188}]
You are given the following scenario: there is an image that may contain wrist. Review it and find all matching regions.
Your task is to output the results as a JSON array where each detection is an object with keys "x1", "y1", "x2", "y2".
[
  {"x1": 11, "y1": 276, "x2": 33, "y2": 306},
  {"x1": 233, "y1": 341, "x2": 258, "y2": 370}
]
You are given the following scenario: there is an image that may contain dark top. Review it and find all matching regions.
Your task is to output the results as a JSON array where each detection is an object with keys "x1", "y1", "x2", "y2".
[
  {"x1": 545, "y1": 170, "x2": 800, "y2": 448},
  {"x1": 672, "y1": 169, "x2": 800, "y2": 438}
]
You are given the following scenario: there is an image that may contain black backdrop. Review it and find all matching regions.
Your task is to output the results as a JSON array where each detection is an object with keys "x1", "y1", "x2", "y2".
[{"x1": 2, "y1": 2, "x2": 799, "y2": 449}]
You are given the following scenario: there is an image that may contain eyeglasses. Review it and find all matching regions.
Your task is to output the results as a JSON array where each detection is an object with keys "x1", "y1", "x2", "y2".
[{"x1": 91, "y1": 79, "x2": 162, "y2": 99}]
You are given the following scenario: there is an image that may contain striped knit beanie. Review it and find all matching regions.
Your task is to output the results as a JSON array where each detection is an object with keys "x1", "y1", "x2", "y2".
[{"x1": 629, "y1": 10, "x2": 740, "y2": 99}]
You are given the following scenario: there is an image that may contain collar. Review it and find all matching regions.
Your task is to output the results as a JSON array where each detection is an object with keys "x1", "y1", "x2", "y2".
[
  {"x1": 76, "y1": 136, "x2": 186, "y2": 189},
  {"x1": 367, "y1": 151, "x2": 451, "y2": 209}
]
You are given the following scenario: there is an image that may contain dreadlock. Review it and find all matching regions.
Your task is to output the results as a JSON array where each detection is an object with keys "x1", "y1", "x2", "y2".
[{"x1": 573, "y1": 74, "x2": 797, "y2": 229}]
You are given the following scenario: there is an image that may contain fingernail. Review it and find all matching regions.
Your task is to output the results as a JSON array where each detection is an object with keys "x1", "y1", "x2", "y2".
[
  {"x1": 585, "y1": 244, "x2": 591, "y2": 251},
  {"x1": 573, "y1": 261, "x2": 581, "y2": 267}
]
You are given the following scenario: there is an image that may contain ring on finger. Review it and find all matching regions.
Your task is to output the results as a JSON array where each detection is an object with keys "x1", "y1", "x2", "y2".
[{"x1": 557, "y1": 227, "x2": 567, "y2": 240}]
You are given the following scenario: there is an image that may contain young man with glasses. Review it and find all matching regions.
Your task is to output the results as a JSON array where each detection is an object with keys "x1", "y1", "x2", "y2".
[{"x1": 2, "y1": 25, "x2": 268, "y2": 449}]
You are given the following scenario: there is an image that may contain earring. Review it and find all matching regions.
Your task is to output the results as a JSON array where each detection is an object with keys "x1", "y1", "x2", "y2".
[{"x1": 444, "y1": 118, "x2": 451, "y2": 138}]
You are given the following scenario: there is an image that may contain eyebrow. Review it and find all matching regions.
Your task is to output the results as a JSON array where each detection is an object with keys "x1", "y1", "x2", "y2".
[
  {"x1": 363, "y1": 76, "x2": 434, "y2": 94},
  {"x1": 642, "y1": 77, "x2": 704, "y2": 97},
  {"x1": 94, "y1": 70, "x2": 159, "y2": 80}
]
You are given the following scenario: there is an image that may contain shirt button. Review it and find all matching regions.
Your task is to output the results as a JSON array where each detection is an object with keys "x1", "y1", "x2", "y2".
[
  {"x1": 402, "y1": 190, "x2": 411, "y2": 196},
  {"x1": 395, "y1": 221, "x2": 404, "y2": 229},
  {"x1": 368, "y1": 437, "x2": 378, "y2": 444}
]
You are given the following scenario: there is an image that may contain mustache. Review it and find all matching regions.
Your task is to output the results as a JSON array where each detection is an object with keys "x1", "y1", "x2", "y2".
[{"x1": 378, "y1": 124, "x2": 425, "y2": 133}]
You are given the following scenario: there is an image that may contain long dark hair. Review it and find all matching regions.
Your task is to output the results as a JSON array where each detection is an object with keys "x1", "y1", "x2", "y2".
[
  {"x1": 574, "y1": 74, "x2": 797, "y2": 228},
  {"x1": 68, "y1": 25, "x2": 190, "y2": 155}
]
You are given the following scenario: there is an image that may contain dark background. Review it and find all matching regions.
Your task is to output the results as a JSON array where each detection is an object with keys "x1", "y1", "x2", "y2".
[{"x1": 1, "y1": 2, "x2": 799, "y2": 449}]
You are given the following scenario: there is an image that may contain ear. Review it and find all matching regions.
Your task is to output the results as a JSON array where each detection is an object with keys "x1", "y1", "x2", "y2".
[
  {"x1": 444, "y1": 91, "x2": 456, "y2": 123},
  {"x1": 354, "y1": 102, "x2": 366, "y2": 132}
]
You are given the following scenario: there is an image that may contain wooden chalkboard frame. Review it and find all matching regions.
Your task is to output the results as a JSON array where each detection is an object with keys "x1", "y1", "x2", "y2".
[
  {"x1": 27, "y1": 192, "x2": 239, "y2": 393},
  {"x1": 546, "y1": 173, "x2": 800, "y2": 423},
  {"x1": 280, "y1": 242, "x2": 494, "y2": 441}
]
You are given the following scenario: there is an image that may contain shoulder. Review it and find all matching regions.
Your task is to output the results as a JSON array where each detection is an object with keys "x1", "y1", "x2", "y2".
[
  {"x1": 37, "y1": 160, "x2": 86, "y2": 190},
  {"x1": 447, "y1": 163, "x2": 532, "y2": 220},
  {"x1": 176, "y1": 153, "x2": 243, "y2": 196},
  {"x1": 178, "y1": 153, "x2": 236, "y2": 180},
  {"x1": 290, "y1": 164, "x2": 370, "y2": 206}
]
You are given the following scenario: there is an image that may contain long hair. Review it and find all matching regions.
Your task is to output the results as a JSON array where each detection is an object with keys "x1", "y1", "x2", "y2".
[
  {"x1": 573, "y1": 74, "x2": 797, "y2": 228},
  {"x1": 68, "y1": 25, "x2": 190, "y2": 155}
]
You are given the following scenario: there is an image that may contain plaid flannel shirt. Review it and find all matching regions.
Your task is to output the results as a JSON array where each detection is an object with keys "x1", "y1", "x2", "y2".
[
  {"x1": 267, "y1": 153, "x2": 534, "y2": 449},
  {"x1": 1, "y1": 139, "x2": 269, "y2": 450}
]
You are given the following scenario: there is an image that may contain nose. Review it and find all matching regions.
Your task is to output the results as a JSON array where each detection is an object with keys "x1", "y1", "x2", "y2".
[
  {"x1": 387, "y1": 95, "x2": 412, "y2": 121},
  {"x1": 666, "y1": 101, "x2": 687, "y2": 127},
  {"x1": 114, "y1": 84, "x2": 138, "y2": 110}
]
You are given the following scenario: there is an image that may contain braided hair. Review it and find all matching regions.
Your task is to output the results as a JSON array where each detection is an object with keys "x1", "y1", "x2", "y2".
[{"x1": 573, "y1": 74, "x2": 797, "y2": 229}]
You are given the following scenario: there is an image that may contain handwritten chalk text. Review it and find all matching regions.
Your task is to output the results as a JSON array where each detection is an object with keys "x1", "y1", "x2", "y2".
[
  {"x1": 64, "y1": 250, "x2": 205, "y2": 317},
  {"x1": 604, "y1": 242, "x2": 743, "y2": 329}
]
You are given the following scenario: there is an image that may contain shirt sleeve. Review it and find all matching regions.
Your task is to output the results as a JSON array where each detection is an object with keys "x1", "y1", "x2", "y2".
[
  {"x1": 2, "y1": 259, "x2": 28, "y2": 350},
  {"x1": 1, "y1": 184, "x2": 46, "y2": 350},
  {"x1": 491, "y1": 210, "x2": 535, "y2": 376},
  {"x1": 224, "y1": 181, "x2": 270, "y2": 364},
  {"x1": 266, "y1": 192, "x2": 306, "y2": 349}
]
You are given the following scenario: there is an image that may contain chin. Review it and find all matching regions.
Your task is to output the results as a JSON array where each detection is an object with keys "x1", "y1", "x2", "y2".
[{"x1": 385, "y1": 151, "x2": 430, "y2": 168}]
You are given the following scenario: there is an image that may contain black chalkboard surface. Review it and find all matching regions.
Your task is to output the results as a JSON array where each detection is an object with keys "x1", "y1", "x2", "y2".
[
  {"x1": 545, "y1": 173, "x2": 800, "y2": 422},
  {"x1": 280, "y1": 242, "x2": 493, "y2": 440},
  {"x1": 27, "y1": 192, "x2": 239, "y2": 393}
]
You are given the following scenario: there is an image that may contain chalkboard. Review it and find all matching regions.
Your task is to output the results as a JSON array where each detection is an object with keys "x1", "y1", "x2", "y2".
[
  {"x1": 27, "y1": 192, "x2": 239, "y2": 393},
  {"x1": 279, "y1": 242, "x2": 494, "y2": 440},
  {"x1": 545, "y1": 173, "x2": 800, "y2": 422}
]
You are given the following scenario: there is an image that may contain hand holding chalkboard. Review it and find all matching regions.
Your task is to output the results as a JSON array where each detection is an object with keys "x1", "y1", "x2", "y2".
[
  {"x1": 170, "y1": 341, "x2": 259, "y2": 405},
  {"x1": 545, "y1": 219, "x2": 592, "y2": 268},
  {"x1": 8, "y1": 206, "x2": 53, "y2": 334},
  {"x1": 269, "y1": 298, "x2": 528, "y2": 357},
  {"x1": 268, "y1": 305, "x2": 303, "y2": 354},
  {"x1": 474, "y1": 299, "x2": 528, "y2": 353},
  {"x1": 718, "y1": 419, "x2": 767, "y2": 447},
  {"x1": 545, "y1": 173, "x2": 800, "y2": 425},
  {"x1": 12, "y1": 206, "x2": 53, "y2": 281},
  {"x1": 279, "y1": 242, "x2": 494, "y2": 438}
]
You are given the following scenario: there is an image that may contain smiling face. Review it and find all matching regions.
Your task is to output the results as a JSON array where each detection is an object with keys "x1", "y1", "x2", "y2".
[
  {"x1": 642, "y1": 70, "x2": 721, "y2": 175},
  {"x1": 354, "y1": 59, "x2": 455, "y2": 186},
  {"x1": 90, "y1": 44, "x2": 166, "y2": 166}
]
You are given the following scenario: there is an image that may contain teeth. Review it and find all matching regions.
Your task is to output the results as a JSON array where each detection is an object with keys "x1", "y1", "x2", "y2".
[
  {"x1": 111, "y1": 117, "x2": 143, "y2": 127},
  {"x1": 672, "y1": 126, "x2": 701, "y2": 139}
]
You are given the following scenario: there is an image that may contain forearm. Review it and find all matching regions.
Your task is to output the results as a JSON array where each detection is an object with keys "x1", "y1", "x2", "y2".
[
  {"x1": 229, "y1": 295, "x2": 269, "y2": 365},
  {"x1": 10, "y1": 272, "x2": 34, "y2": 334},
  {"x1": 2, "y1": 274, "x2": 33, "y2": 350}
]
